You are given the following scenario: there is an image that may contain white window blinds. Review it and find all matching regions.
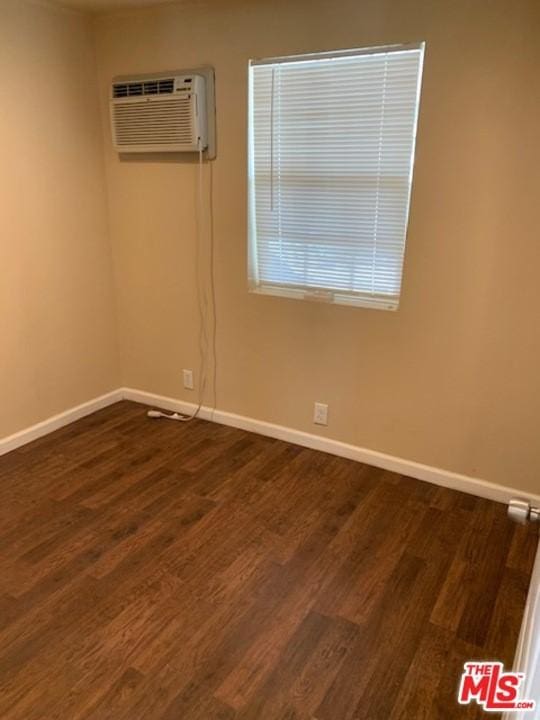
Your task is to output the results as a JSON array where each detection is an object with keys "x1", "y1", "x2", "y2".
[{"x1": 248, "y1": 44, "x2": 424, "y2": 310}]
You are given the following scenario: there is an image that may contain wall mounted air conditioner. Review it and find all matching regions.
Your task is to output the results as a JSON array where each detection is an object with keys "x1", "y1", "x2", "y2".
[{"x1": 110, "y1": 72, "x2": 208, "y2": 153}]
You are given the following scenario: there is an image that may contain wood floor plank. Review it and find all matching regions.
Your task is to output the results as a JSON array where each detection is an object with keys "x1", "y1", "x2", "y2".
[
  {"x1": 388, "y1": 623, "x2": 454, "y2": 720},
  {"x1": 234, "y1": 610, "x2": 332, "y2": 719},
  {"x1": 0, "y1": 400, "x2": 536, "y2": 720}
]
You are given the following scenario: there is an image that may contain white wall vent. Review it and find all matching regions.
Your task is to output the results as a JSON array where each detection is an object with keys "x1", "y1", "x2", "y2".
[{"x1": 110, "y1": 73, "x2": 208, "y2": 153}]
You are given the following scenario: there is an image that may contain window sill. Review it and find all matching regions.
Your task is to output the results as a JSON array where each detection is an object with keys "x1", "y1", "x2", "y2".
[{"x1": 249, "y1": 283, "x2": 399, "y2": 311}]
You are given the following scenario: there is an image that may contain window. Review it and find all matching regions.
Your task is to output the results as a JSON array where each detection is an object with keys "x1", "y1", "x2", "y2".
[{"x1": 248, "y1": 43, "x2": 424, "y2": 310}]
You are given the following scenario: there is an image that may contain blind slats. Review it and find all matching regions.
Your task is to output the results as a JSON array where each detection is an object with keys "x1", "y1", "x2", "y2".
[{"x1": 248, "y1": 44, "x2": 424, "y2": 309}]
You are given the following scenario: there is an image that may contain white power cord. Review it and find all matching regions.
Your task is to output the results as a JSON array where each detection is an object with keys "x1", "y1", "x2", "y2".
[{"x1": 147, "y1": 141, "x2": 216, "y2": 423}]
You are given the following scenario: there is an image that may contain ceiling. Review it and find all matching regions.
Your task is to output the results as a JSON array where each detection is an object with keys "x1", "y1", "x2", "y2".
[{"x1": 53, "y1": 0, "x2": 174, "y2": 11}]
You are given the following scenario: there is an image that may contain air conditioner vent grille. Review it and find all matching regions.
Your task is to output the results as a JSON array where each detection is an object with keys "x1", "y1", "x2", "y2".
[
  {"x1": 113, "y1": 78, "x2": 175, "y2": 98},
  {"x1": 113, "y1": 96, "x2": 194, "y2": 148}
]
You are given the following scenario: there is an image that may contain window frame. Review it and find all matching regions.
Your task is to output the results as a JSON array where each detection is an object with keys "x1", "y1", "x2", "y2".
[{"x1": 247, "y1": 42, "x2": 425, "y2": 311}]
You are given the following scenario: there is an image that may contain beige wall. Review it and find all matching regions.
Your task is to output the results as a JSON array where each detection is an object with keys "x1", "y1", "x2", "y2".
[
  {"x1": 0, "y1": 0, "x2": 120, "y2": 438},
  {"x1": 90, "y1": 0, "x2": 539, "y2": 496}
]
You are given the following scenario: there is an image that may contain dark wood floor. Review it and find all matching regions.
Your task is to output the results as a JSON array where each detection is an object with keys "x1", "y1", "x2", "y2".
[{"x1": 0, "y1": 401, "x2": 537, "y2": 719}]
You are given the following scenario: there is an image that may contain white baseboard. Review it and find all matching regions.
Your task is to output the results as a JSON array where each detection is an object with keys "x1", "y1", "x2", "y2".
[
  {"x1": 1, "y1": 385, "x2": 537, "y2": 507},
  {"x1": 0, "y1": 389, "x2": 123, "y2": 457},
  {"x1": 122, "y1": 387, "x2": 540, "y2": 507}
]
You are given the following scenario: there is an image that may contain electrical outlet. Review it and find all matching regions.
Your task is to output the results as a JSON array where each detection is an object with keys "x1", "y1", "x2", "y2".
[
  {"x1": 183, "y1": 369, "x2": 194, "y2": 390},
  {"x1": 314, "y1": 402, "x2": 328, "y2": 426}
]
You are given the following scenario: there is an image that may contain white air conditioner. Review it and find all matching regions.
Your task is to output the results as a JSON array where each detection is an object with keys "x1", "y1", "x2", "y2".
[{"x1": 110, "y1": 73, "x2": 208, "y2": 153}]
